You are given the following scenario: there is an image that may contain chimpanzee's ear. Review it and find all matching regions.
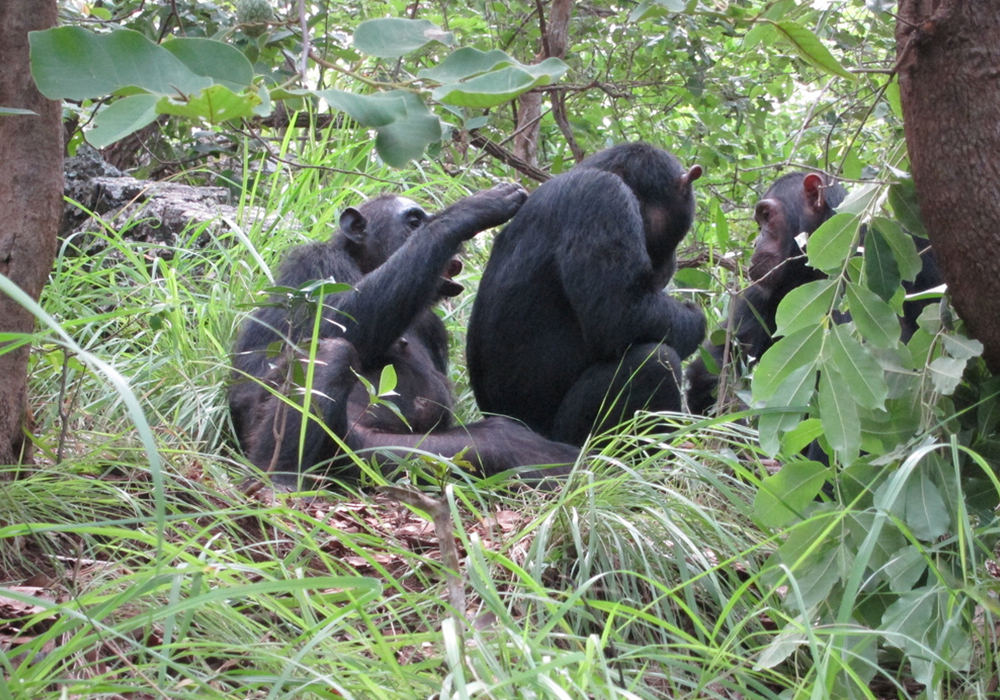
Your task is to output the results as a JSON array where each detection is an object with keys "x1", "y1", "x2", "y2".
[
  {"x1": 802, "y1": 173, "x2": 827, "y2": 213},
  {"x1": 339, "y1": 207, "x2": 366, "y2": 244},
  {"x1": 680, "y1": 164, "x2": 703, "y2": 190}
]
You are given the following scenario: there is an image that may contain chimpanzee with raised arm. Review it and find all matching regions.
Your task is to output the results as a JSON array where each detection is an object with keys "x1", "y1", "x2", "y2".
[
  {"x1": 467, "y1": 143, "x2": 706, "y2": 446},
  {"x1": 229, "y1": 184, "x2": 579, "y2": 487}
]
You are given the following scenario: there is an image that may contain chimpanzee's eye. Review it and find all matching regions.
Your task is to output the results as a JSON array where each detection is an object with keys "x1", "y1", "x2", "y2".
[{"x1": 406, "y1": 210, "x2": 426, "y2": 229}]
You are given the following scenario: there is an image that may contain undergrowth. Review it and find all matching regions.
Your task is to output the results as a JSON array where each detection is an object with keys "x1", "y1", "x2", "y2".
[{"x1": 0, "y1": 135, "x2": 997, "y2": 700}]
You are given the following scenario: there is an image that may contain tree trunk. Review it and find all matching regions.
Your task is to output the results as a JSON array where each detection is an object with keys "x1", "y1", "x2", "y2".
[
  {"x1": 0, "y1": 0, "x2": 61, "y2": 463},
  {"x1": 896, "y1": 1, "x2": 1000, "y2": 373},
  {"x1": 513, "y1": 0, "x2": 575, "y2": 167}
]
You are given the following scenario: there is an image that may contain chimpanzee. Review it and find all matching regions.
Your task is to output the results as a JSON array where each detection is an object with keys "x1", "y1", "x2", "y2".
[
  {"x1": 685, "y1": 171, "x2": 941, "y2": 415},
  {"x1": 466, "y1": 143, "x2": 706, "y2": 447},
  {"x1": 229, "y1": 184, "x2": 580, "y2": 486}
]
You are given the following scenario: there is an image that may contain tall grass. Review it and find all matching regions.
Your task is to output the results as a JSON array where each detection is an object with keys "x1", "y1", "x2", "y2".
[{"x1": 0, "y1": 132, "x2": 995, "y2": 699}]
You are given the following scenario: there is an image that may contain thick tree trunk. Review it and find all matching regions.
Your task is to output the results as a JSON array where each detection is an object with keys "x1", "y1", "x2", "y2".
[
  {"x1": 0, "y1": 1, "x2": 61, "y2": 463},
  {"x1": 896, "y1": 1, "x2": 1000, "y2": 373},
  {"x1": 513, "y1": 0, "x2": 574, "y2": 167}
]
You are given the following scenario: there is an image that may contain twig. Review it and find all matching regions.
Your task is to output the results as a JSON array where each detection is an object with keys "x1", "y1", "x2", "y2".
[
  {"x1": 467, "y1": 131, "x2": 550, "y2": 183},
  {"x1": 298, "y1": 0, "x2": 310, "y2": 82},
  {"x1": 382, "y1": 484, "x2": 467, "y2": 626}
]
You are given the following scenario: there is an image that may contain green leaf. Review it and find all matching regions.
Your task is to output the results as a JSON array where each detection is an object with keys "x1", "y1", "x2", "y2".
[
  {"x1": 846, "y1": 282, "x2": 900, "y2": 349},
  {"x1": 818, "y1": 368, "x2": 861, "y2": 465},
  {"x1": 942, "y1": 333, "x2": 984, "y2": 360},
  {"x1": 774, "y1": 279, "x2": 837, "y2": 336},
  {"x1": 888, "y1": 179, "x2": 928, "y2": 238},
  {"x1": 754, "y1": 460, "x2": 829, "y2": 528},
  {"x1": 156, "y1": 84, "x2": 260, "y2": 123},
  {"x1": 863, "y1": 224, "x2": 901, "y2": 302},
  {"x1": 827, "y1": 324, "x2": 888, "y2": 410},
  {"x1": 29, "y1": 27, "x2": 212, "y2": 100},
  {"x1": 770, "y1": 20, "x2": 856, "y2": 81},
  {"x1": 375, "y1": 111, "x2": 443, "y2": 167},
  {"x1": 904, "y1": 467, "x2": 950, "y2": 540},
  {"x1": 161, "y1": 37, "x2": 254, "y2": 91},
  {"x1": 0, "y1": 107, "x2": 37, "y2": 116},
  {"x1": 929, "y1": 356, "x2": 967, "y2": 395},
  {"x1": 752, "y1": 325, "x2": 824, "y2": 402},
  {"x1": 652, "y1": 0, "x2": 688, "y2": 10},
  {"x1": 315, "y1": 89, "x2": 407, "y2": 127},
  {"x1": 806, "y1": 212, "x2": 859, "y2": 274},
  {"x1": 432, "y1": 59, "x2": 569, "y2": 109},
  {"x1": 881, "y1": 587, "x2": 934, "y2": 649},
  {"x1": 353, "y1": 18, "x2": 455, "y2": 58},
  {"x1": 88, "y1": 94, "x2": 160, "y2": 148},
  {"x1": 378, "y1": 364, "x2": 398, "y2": 396},
  {"x1": 757, "y1": 363, "x2": 817, "y2": 456},
  {"x1": 417, "y1": 47, "x2": 513, "y2": 83},
  {"x1": 780, "y1": 418, "x2": 824, "y2": 456},
  {"x1": 873, "y1": 216, "x2": 922, "y2": 281},
  {"x1": 884, "y1": 545, "x2": 927, "y2": 593}
]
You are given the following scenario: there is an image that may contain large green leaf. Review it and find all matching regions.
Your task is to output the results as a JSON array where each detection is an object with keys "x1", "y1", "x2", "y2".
[
  {"x1": 818, "y1": 368, "x2": 861, "y2": 465},
  {"x1": 827, "y1": 324, "x2": 888, "y2": 410},
  {"x1": 353, "y1": 18, "x2": 455, "y2": 58},
  {"x1": 315, "y1": 89, "x2": 406, "y2": 128},
  {"x1": 846, "y1": 282, "x2": 900, "y2": 349},
  {"x1": 161, "y1": 37, "x2": 254, "y2": 91},
  {"x1": 432, "y1": 59, "x2": 569, "y2": 109},
  {"x1": 770, "y1": 20, "x2": 855, "y2": 81},
  {"x1": 754, "y1": 460, "x2": 828, "y2": 528},
  {"x1": 417, "y1": 48, "x2": 514, "y2": 83},
  {"x1": 774, "y1": 279, "x2": 837, "y2": 336},
  {"x1": 375, "y1": 111, "x2": 443, "y2": 167},
  {"x1": 752, "y1": 325, "x2": 824, "y2": 402},
  {"x1": 88, "y1": 94, "x2": 160, "y2": 149},
  {"x1": 904, "y1": 466, "x2": 950, "y2": 541},
  {"x1": 30, "y1": 27, "x2": 212, "y2": 100},
  {"x1": 806, "y1": 212, "x2": 858, "y2": 274}
]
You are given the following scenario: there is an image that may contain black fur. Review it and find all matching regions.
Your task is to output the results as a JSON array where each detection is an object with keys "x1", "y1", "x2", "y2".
[
  {"x1": 229, "y1": 185, "x2": 579, "y2": 486},
  {"x1": 467, "y1": 143, "x2": 706, "y2": 446}
]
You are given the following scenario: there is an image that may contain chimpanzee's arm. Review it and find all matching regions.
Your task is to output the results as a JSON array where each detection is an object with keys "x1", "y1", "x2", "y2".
[
  {"x1": 333, "y1": 183, "x2": 526, "y2": 368},
  {"x1": 553, "y1": 171, "x2": 706, "y2": 360}
]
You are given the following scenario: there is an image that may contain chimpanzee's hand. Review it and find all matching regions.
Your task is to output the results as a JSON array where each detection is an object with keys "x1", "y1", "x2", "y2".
[{"x1": 446, "y1": 182, "x2": 529, "y2": 239}]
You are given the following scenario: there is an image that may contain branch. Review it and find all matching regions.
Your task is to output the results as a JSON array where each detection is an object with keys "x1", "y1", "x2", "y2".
[{"x1": 467, "y1": 131, "x2": 551, "y2": 183}]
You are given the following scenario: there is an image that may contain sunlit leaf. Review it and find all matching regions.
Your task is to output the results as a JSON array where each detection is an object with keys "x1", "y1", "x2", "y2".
[
  {"x1": 157, "y1": 84, "x2": 260, "y2": 123},
  {"x1": 806, "y1": 212, "x2": 859, "y2": 274},
  {"x1": 770, "y1": 20, "x2": 856, "y2": 81},
  {"x1": 774, "y1": 279, "x2": 837, "y2": 336},
  {"x1": 942, "y1": 333, "x2": 984, "y2": 360},
  {"x1": 929, "y1": 356, "x2": 967, "y2": 395},
  {"x1": 417, "y1": 47, "x2": 514, "y2": 83},
  {"x1": 432, "y1": 59, "x2": 568, "y2": 108},
  {"x1": 754, "y1": 460, "x2": 828, "y2": 528}
]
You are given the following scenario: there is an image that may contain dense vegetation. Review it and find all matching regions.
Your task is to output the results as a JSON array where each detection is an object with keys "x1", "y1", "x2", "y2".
[{"x1": 2, "y1": 1, "x2": 998, "y2": 698}]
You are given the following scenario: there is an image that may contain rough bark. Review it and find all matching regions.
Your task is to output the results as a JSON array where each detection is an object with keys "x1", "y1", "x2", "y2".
[
  {"x1": 0, "y1": 1, "x2": 62, "y2": 463},
  {"x1": 896, "y1": 0, "x2": 1000, "y2": 373},
  {"x1": 513, "y1": 0, "x2": 574, "y2": 167}
]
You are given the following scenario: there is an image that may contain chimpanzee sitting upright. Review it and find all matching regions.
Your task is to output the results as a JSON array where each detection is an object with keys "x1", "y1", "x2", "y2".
[
  {"x1": 229, "y1": 184, "x2": 580, "y2": 486},
  {"x1": 685, "y1": 172, "x2": 941, "y2": 415},
  {"x1": 466, "y1": 143, "x2": 706, "y2": 446}
]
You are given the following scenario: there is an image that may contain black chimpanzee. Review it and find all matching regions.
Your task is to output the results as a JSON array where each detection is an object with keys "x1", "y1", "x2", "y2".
[
  {"x1": 229, "y1": 184, "x2": 580, "y2": 486},
  {"x1": 466, "y1": 142, "x2": 706, "y2": 447},
  {"x1": 685, "y1": 171, "x2": 941, "y2": 415}
]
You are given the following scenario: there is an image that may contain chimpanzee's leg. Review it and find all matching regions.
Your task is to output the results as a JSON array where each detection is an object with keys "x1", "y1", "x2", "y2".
[
  {"x1": 246, "y1": 338, "x2": 361, "y2": 485},
  {"x1": 348, "y1": 416, "x2": 578, "y2": 485},
  {"x1": 551, "y1": 343, "x2": 683, "y2": 446}
]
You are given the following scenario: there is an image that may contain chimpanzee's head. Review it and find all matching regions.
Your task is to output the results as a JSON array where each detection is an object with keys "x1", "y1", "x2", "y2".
[
  {"x1": 337, "y1": 194, "x2": 464, "y2": 297},
  {"x1": 748, "y1": 172, "x2": 847, "y2": 286},
  {"x1": 577, "y1": 142, "x2": 703, "y2": 275}
]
